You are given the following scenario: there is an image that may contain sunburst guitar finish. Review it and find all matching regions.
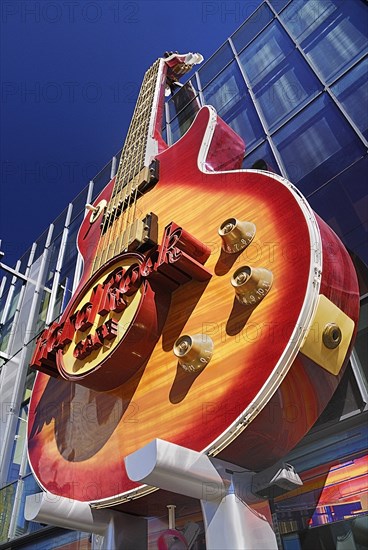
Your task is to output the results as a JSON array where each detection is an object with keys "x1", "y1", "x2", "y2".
[{"x1": 28, "y1": 55, "x2": 359, "y2": 512}]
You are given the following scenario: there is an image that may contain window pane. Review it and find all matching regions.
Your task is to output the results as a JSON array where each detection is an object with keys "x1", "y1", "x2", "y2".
[
  {"x1": 239, "y1": 21, "x2": 294, "y2": 87},
  {"x1": 7, "y1": 405, "x2": 28, "y2": 483},
  {"x1": 281, "y1": 0, "x2": 368, "y2": 83},
  {"x1": 202, "y1": 61, "x2": 245, "y2": 113},
  {"x1": 167, "y1": 80, "x2": 198, "y2": 122},
  {"x1": 202, "y1": 61, "x2": 264, "y2": 150},
  {"x1": 226, "y1": 98, "x2": 265, "y2": 151},
  {"x1": 254, "y1": 49, "x2": 322, "y2": 131},
  {"x1": 198, "y1": 42, "x2": 233, "y2": 88},
  {"x1": 169, "y1": 98, "x2": 201, "y2": 143},
  {"x1": 273, "y1": 94, "x2": 366, "y2": 194},
  {"x1": 243, "y1": 140, "x2": 281, "y2": 175},
  {"x1": 332, "y1": 58, "x2": 368, "y2": 139},
  {"x1": 232, "y1": 3, "x2": 274, "y2": 53},
  {"x1": 268, "y1": 0, "x2": 292, "y2": 12},
  {"x1": 308, "y1": 157, "x2": 367, "y2": 245}
]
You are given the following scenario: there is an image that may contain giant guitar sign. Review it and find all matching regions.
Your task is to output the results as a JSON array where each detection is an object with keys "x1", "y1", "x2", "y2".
[{"x1": 28, "y1": 53, "x2": 359, "y2": 511}]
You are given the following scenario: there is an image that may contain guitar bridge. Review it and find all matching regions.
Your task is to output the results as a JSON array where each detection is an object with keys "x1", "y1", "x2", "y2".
[
  {"x1": 102, "y1": 161, "x2": 159, "y2": 235},
  {"x1": 118, "y1": 212, "x2": 158, "y2": 254}
]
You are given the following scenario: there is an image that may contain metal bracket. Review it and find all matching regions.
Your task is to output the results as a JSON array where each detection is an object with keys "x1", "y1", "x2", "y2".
[
  {"x1": 125, "y1": 438, "x2": 279, "y2": 550},
  {"x1": 25, "y1": 492, "x2": 147, "y2": 550}
]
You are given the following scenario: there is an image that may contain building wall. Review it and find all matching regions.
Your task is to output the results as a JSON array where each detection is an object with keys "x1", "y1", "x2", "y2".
[{"x1": 0, "y1": 0, "x2": 367, "y2": 548}]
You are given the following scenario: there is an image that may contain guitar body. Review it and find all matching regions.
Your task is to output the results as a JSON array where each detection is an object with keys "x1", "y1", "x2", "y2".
[{"x1": 28, "y1": 105, "x2": 359, "y2": 510}]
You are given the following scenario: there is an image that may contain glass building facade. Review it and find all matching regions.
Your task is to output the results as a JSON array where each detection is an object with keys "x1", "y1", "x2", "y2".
[{"x1": 0, "y1": 1, "x2": 367, "y2": 548}]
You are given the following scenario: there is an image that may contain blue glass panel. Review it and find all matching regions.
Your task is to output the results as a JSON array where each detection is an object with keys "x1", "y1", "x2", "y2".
[
  {"x1": 202, "y1": 61, "x2": 245, "y2": 113},
  {"x1": 239, "y1": 21, "x2": 294, "y2": 87},
  {"x1": 308, "y1": 156, "x2": 368, "y2": 265},
  {"x1": 243, "y1": 140, "x2": 281, "y2": 175},
  {"x1": 273, "y1": 94, "x2": 366, "y2": 194},
  {"x1": 254, "y1": 49, "x2": 322, "y2": 131},
  {"x1": 281, "y1": 0, "x2": 368, "y2": 83},
  {"x1": 232, "y1": 3, "x2": 274, "y2": 53},
  {"x1": 169, "y1": 98, "x2": 201, "y2": 143},
  {"x1": 268, "y1": 0, "x2": 292, "y2": 13},
  {"x1": 332, "y1": 58, "x2": 368, "y2": 139},
  {"x1": 167, "y1": 80, "x2": 199, "y2": 122},
  {"x1": 223, "y1": 98, "x2": 265, "y2": 151},
  {"x1": 202, "y1": 61, "x2": 264, "y2": 150},
  {"x1": 198, "y1": 42, "x2": 233, "y2": 88}
]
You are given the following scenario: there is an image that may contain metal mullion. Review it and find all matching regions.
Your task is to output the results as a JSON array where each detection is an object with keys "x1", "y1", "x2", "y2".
[
  {"x1": 0, "y1": 275, "x2": 7, "y2": 302},
  {"x1": 350, "y1": 349, "x2": 368, "y2": 410},
  {"x1": 3, "y1": 247, "x2": 38, "y2": 358},
  {"x1": 0, "y1": 226, "x2": 53, "y2": 487},
  {"x1": 195, "y1": 71, "x2": 205, "y2": 107},
  {"x1": 72, "y1": 179, "x2": 94, "y2": 294},
  {"x1": 7, "y1": 406, "x2": 29, "y2": 541},
  {"x1": 195, "y1": 41, "x2": 235, "y2": 92},
  {"x1": 327, "y1": 52, "x2": 367, "y2": 88},
  {"x1": 0, "y1": 261, "x2": 22, "y2": 327},
  {"x1": 270, "y1": 2, "x2": 368, "y2": 149},
  {"x1": 164, "y1": 102, "x2": 172, "y2": 146},
  {"x1": 110, "y1": 156, "x2": 118, "y2": 179},
  {"x1": 228, "y1": 37, "x2": 288, "y2": 176},
  {"x1": 264, "y1": 0, "x2": 293, "y2": 15},
  {"x1": 45, "y1": 203, "x2": 73, "y2": 326},
  {"x1": 232, "y1": 5, "x2": 275, "y2": 57}
]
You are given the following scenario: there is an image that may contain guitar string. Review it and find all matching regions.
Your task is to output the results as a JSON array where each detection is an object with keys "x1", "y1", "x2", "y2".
[
  {"x1": 93, "y1": 59, "x2": 161, "y2": 274},
  {"x1": 117, "y1": 61, "x2": 159, "y2": 256},
  {"x1": 130, "y1": 59, "x2": 163, "y2": 240},
  {"x1": 96, "y1": 73, "x2": 146, "y2": 270},
  {"x1": 125, "y1": 71, "x2": 154, "y2": 249},
  {"x1": 97, "y1": 64, "x2": 154, "y2": 270}
]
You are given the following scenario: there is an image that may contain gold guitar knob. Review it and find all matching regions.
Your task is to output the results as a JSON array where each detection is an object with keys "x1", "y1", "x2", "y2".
[
  {"x1": 173, "y1": 334, "x2": 214, "y2": 373},
  {"x1": 231, "y1": 266, "x2": 273, "y2": 306},
  {"x1": 218, "y1": 218, "x2": 256, "y2": 254}
]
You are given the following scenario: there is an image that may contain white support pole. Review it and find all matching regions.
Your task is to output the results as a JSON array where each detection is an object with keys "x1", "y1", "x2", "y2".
[
  {"x1": 125, "y1": 439, "x2": 278, "y2": 550},
  {"x1": 25, "y1": 492, "x2": 147, "y2": 549}
]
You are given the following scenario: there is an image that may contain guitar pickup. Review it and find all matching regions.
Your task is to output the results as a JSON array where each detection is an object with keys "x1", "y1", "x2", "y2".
[
  {"x1": 101, "y1": 161, "x2": 159, "y2": 234},
  {"x1": 137, "y1": 159, "x2": 159, "y2": 194},
  {"x1": 118, "y1": 212, "x2": 158, "y2": 254}
]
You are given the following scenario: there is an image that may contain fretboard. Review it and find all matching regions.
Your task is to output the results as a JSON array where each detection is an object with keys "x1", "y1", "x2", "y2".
[
  {"x1": 91, "y1": 59, "x2": 163, "y2": 275},
  {"x1": 112, "y1": 59, "x2": 161, "y2": 199}
]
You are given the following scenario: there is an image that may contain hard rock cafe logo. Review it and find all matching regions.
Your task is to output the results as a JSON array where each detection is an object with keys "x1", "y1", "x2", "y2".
[{"x1": 30, "y1": 222, "x2": 211, "y2": 391}]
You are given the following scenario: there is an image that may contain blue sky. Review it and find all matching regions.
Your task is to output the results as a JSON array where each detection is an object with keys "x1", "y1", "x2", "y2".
[{"x1": 1, "y1": 0, "x2": 263, "y2": 265}]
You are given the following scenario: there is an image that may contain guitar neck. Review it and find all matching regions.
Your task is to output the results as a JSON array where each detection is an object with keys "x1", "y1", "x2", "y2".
[
  {"x1": 112, "y1": 58, "x2": 163, "y2": 199},
  {"x1": 91, "y1": 59, "x2": 165, "y2": 275},
  {"x1": 91, "y1": 53, "x2": 203, "y2": 275}
]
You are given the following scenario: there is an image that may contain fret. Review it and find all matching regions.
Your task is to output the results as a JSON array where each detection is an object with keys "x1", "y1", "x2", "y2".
[{"x1": 92, "y1": 59, "x2": 162, "y2": 276}]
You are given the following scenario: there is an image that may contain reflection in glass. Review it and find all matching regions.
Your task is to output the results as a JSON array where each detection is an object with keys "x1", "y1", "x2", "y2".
[
  {"x1": 255, "y1": 50, "x2": 321, "y2": 131},
  {"x1": 332, "y1": 58, "x2": 368, "y2": 139},
  {"x1": 232, "y1": 3, "x2": 273, "y2": 53},
  {"x1": 203, "y1": 62, "x2": 264, "y2": 150},
  {"x1": 281, "y1": 0, "x2": 368, "y2": 83},
  {"x1": 243, "y1": 140, "x2": 280, "y2": 175},
  {"x1": 239, "y1": 21, "x2": 294, "y2": 87},
  {"x1": 198, "y1": 42, "x2": 233, "y2": 88},
  {"x1": 273, "y1": 95, "x2": 366, "y2": 194}
]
